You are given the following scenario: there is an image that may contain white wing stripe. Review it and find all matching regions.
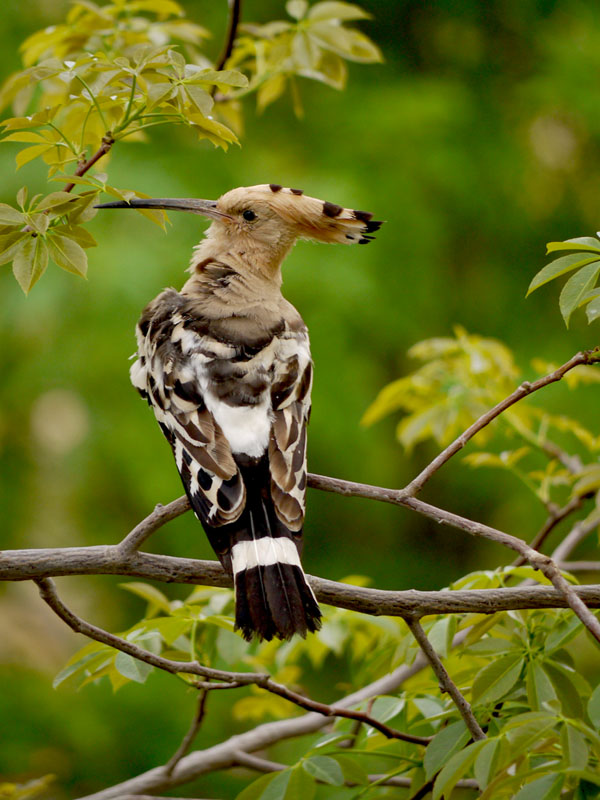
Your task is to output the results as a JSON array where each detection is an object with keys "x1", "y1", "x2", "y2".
[{"x1": 231, "y1": 537, "x2": 301, "y2": 573}]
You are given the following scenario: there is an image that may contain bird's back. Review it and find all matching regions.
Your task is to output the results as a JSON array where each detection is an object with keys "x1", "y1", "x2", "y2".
[{"x1": 130, "y1": 274, "x2": 321, "y2": 640}]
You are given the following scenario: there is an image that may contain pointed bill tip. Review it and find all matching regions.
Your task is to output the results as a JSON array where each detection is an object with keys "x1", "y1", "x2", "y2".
[{"x1": 94, "y1": 197, "x2": 228, "y2": 220}]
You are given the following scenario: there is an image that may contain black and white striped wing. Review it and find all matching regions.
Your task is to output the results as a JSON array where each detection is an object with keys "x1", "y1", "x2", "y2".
[
  {"x1": 130, "y1": 296, "x2": 246, "y2": 529},
  {"x1": 269, "y1": 358, "x2": 313, "y2": 533}
]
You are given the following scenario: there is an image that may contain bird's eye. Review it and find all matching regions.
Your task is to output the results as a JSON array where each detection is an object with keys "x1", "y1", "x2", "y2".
[{"x1": 242, "y1": 209, "x2": 256, "y2": 221}]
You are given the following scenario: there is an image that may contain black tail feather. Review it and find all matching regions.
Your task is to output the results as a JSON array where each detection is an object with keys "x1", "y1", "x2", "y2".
[
  {"x1": 234, "y1": 561, "x2": 321, "y2": 641},
  {"x1": 203, "y1": 456, "x2": 322, "y2": 641}
]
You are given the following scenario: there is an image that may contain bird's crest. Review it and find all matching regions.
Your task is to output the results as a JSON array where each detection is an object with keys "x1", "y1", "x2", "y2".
[{"x1": 219, "y1": 184, "x2": 383, "y2": 245}]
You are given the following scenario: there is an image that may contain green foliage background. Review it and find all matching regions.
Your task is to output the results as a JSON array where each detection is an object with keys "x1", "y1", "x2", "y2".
[{"x1": 2, "y1": 0, "x2": 600, "y2": 796}]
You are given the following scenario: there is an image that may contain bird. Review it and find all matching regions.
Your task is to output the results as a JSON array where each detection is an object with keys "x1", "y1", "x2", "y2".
[{"x1": 96, "y1": 184, "x2": 382, "y2": 641}]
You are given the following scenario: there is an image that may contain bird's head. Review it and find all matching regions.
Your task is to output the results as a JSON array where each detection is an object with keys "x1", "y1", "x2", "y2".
[{"x1": 96, "y1": 184, "x2": 382, "y2": 277}]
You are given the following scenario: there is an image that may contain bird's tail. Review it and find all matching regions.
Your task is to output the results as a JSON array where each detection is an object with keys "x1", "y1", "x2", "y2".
[{"x1": 230, "y1": 496, "x2": 321, "y2": 641}]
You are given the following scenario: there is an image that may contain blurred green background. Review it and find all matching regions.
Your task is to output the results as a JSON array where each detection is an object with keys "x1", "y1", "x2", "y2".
[{"x1": 1, "y1": 0, "x2": 600, "y2": 796}]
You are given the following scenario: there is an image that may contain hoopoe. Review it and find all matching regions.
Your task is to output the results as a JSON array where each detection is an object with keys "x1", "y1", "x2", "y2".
[{"x1": 97, "y1": 184, "x2": 382, "y2": 641}]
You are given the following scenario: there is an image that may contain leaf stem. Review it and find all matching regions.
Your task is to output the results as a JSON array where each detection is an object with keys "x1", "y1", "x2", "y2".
[{"x1": 75, "y1": 75, "x2": 109, "y2": 130}]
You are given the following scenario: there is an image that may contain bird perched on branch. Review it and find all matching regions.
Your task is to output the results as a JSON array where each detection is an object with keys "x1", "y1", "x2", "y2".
[{"x1": 96, "y1": 184, "x2": 382, "y2": 641}]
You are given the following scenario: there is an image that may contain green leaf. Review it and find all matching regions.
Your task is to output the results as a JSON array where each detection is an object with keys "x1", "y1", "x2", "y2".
[
  {"x1": 368, "y1": 696, "x2": 405, "y2": 723},
  {"x1": 285, "y1": 766, "x2": 315, "y2": 800},
  {"x1": 259, "y1": 770, "x2": 291, "y2": 800},
  {"x1": 526, "y1": 662, "x2": 558, "y2": 711},
  {"x1": 302, "y1": 756, "x2": 344, "y2": 786},
  {"x1": 562, "y1": 723, "x2": 589, "y2": 771},
  {"x1": 113, "y1": 652, "x2": 153, "y2": 684},
  {"x1": 424, "y1": 720, "x2": 470, "y2": 779},
  {"x1": 16, "y1": 186, "x2": 27, "y2": 207},
  {"x1": 12, "y1": 234, "x2": 48, "y2": 294},
  {"x1": 586, "y1": 295, "x2": 600, "y2": 324},
  {"x1": 504, "y1": 712, "x2": 558, "y2": 751},
  {"x1": 559, "y1": 262, "x2": 600, "y2": 326},
  {"x1": 235, "y1": 772, "x2": 279, "y2": 800},
  {"x1": 527, "y1": 254, "x2": 600, "y2": 295},
  {"x1": 427, "y1": 616, "x2": 456, "y2": 658},
  {"x1": 183, "y1": 84, "x2": 213, "y2": 115},
  {"x1": 52, "y1": 224, "x2": 97, "y2": 249},
  {"x1": 331, "y1": 754, "x2": 369, "y2": 785},
  {"x1": 34, "y1": 191, "x2": 76, "y2": 212},
  {"x1": 0, "y1": 231, "x2": 29, "y2": 265},
  {"x1": 587, "y1": 684, "x2": 600, "y2": 729},
  {"x1": 513, "y1": 773, "x2": 564, "y2": 800},
  {"x1": 546, "y1": 237, "x2": 600, "y2": 253},
  {"x1": 544, "y1": 661, "x2": 584, "y2": 718},
  {"x1": 308, "y1": 2, "x2": 372, "y2": 22},
  {"x1": 47, "y1": 232, "x2": 88, "y2": 276},
  {"x1": 141, "y1": 616, "x2": 192, "y2": 646},
  {"x1": 0, "y1": 203, "x2": 25, "y2": 225},
  {"x1": 287, "y1": 0, "x2": 308, "y2": 19},
  {"x1": 53, "y1": 649, "x2": 110, "y2": 689},
  {"x1": 432, "y1": 740, "x2": 486, "y2": 800},
  {"x1": 472, "y1": 654, "x2": 524, "y2": 705},
  {"x1": 15, "y1": 143, "x2": 53, "y2": 169},
  {"x1": 545, "y1": 616, "x2": 581, "y2": 654},
  {"x1": 474, "y1": 738, "x2": 501, "y2": 790},
  {"x1": 119, "y1": 582, "x2": 172, "y2": 614}
]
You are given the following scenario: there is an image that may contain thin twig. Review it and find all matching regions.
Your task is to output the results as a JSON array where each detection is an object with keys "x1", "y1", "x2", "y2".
[
  {"x1": 118, "y1": 495, "x2": 191, "y2": 554},
  {"x1": 164, "y1": 691, "x2": 209, "y2": 776},
  {"x1": 404, "y1": 349, "x2": 600, "y2": 496},
  {"x1": 34, "y1": 578, "x2": 428, "y2": 746},
  {"x1": 551, "y1": 514, "x2": 600, "y2": 563},
  {"x1": 512, "y1": 493, "x2": 588, "y2": 567},
  {"x1": 63, "y1": 135, "x2": 114, "y2": 193},
  {"x1": 232, "y1": 751, "x2": 286, "y2": 773},
  {"x1": 215, "y1": 0, "x2": 242, "y2": 72},
  {"x1": 561, "y1": 562, "x2": 600, "y2": 572},
  {"x1": 75, "y1": 660, "x2": 429, "y2": 799},
  {"x1": 406, "y1": 618, "x2": 485, "y2": 742}
]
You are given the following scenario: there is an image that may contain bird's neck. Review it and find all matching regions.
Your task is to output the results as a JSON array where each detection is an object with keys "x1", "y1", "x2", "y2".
[{"x1": 188, "y1": 224, "x2": 296, "y2": 284}]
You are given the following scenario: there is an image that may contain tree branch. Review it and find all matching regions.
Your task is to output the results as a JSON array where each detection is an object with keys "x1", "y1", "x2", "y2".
[
  {"x1": 215, "y1": 0, "x2": 242, "y2": 72},
  {"x1": 34, "y1": 578, "x2": 428, "y2": 746},
  {"x1": 403, "y1": 348, "x2": 600, "y2": 495},
  {"x1": 63, "y1": 135, "x2": 114, "y2": 193},
  {"x1": 513, "y1": 493, "x2": 588, "y2": 567},
  {"x1": 406, "y1": 617, "x2": 486, "y2": 742},
  {"x1": 75, "y1": 658, "x2": 429, "y2": 799},
  {"x1": 164, "y1": 690, "x2": 209, "y2": 776},
  {"x1": 1, "y1": 544, "x2": 598, "y2": 615}
]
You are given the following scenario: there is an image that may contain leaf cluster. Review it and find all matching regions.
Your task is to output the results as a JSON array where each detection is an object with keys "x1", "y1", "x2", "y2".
[
  {"x1": 363, "y1": 326, "x2": 600, "y2": 520},
  {"x1": 230, "y1": 0, "x2": 382, "y2": 114},
  {"x1": 528, "y1": 237, "x2": 600, "y2": 327},
  {"x1": 0, "y1": 0, "x2": 380, "y2": 293},
  {"x1": 55, "y1": 568, "x2": 600, "y2": 798}
]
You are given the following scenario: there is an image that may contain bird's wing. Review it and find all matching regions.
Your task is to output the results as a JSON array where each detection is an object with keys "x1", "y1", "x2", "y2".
[
  {"x1": 269, "y1": 353, "x2": 313, "y2": 533},
  {"x1": 130, "y1": 292, "x2": 246, "y2": 528}
]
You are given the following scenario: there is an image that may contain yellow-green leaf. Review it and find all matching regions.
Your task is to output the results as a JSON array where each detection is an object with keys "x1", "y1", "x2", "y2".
[
  {"x1": 0, "y1": 203, "x2": 25, "y2": 225},
  {"x1": 527, "y1": 254, "x2": 600, "y2": 296},
  {"x1": 308, "y1": 2, "x2": 372, "y2": 22},
  {"x1": 15, "y1": 143, "x2": 52, "y2": 169},
  {"x1": 47, "y1": 232, "x2": 88, "y2": 277},
  {"x1": 0, "y1": 231, "x2": 29, "y2": 265},
  {"x1": 12, "y1": 234, "x2": 49, "y2": 294}
]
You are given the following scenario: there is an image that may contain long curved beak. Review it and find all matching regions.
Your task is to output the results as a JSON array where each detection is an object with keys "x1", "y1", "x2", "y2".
[{"x1": 94, "y1": 197, "x2": 230, "y2": 221}]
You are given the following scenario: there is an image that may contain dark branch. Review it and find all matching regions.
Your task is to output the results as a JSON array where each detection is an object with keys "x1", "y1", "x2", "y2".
[
  {"x1": 215, "y1": 0, "x2": 242, "y2": 71},
  {"x1": 35, "y1": 578, "x2": 428, "y2": 746},
  {"x1": 63, "y1": 135, "x2": 114, "y2": 193},
  {"x1": 406, "y1": 617, "x2": 485, "y2": 741}
]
